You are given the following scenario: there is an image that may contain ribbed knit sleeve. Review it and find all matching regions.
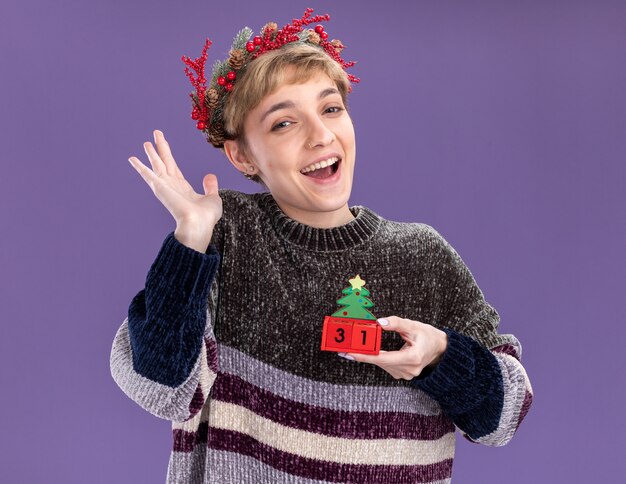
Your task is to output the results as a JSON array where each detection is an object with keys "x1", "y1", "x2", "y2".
[
  {"x1": 110, "y1": 231, "x2": 221, "y2": 422},
  {"x1": 411, "y1": 328, "x2": 504, "y2": 441},
  {"x1": 413, "y1": 226, "x2": 533, "y2": 446},
  {"x1": 127, "y1": 231, "x2": 220, "y2": 386}
]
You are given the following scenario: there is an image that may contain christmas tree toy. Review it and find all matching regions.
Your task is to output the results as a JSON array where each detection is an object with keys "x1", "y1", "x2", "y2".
[{"x1": 321, "y1": 275, "x2": 382, "y2": 355}]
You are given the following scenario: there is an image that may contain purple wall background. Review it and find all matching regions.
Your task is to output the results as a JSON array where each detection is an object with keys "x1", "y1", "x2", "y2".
[{"x1": 1, "y1": 0, "x2": 624, "y2": 482}]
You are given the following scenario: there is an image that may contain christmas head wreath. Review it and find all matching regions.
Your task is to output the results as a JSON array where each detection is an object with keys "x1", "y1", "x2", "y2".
[{"x1": 181, "y1": 7, "x2": 361, "y2": 149}]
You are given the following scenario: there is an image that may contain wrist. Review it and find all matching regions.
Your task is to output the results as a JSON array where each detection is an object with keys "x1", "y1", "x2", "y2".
[
  {"x1": 427, "y1": 328, "x2": 449, "y2": 368},
  {"x1": 174, "y1": 222, "x2": 215, "y2": 253}
]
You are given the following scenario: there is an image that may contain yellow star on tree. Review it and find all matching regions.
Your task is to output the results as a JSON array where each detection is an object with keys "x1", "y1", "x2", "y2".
[{"x1": 349, "y1": 274, "x2": 366, "y2": 291}]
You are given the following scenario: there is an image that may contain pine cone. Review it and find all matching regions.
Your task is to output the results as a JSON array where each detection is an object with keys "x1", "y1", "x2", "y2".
[
  {"x1": 330, "y1": 39, "x2": 344, "y2": 53},
  {"x1": 228, "y1": 49, "x2": 246, "y2": 70},
  {"x1": 306, "y1": 29, "x2": 320, "y2": 44},
  {"x1": 209, "y1": 122, "x2": 226, "y2": 146},
  {"x1": 262, "y1": 22, "x2": 278, "y2": 37},
  {"x1": 206, "y1": 88, "x2": 219, "y2": 109}
]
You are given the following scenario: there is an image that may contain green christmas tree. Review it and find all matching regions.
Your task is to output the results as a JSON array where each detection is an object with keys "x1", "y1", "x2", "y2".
[{"x1": 331, "y1": 274, "x2": 376, "y2": 320}]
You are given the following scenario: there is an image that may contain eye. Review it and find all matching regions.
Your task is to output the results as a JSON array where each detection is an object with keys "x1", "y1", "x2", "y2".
[
  {"x1": 271, "y1": 120, "x2": 293, "y2": 131},
  {"x1": 271, "y1": 106, "x2": 344, "y2": 131}
]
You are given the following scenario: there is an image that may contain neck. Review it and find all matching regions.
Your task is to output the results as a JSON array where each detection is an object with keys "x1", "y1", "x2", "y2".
[
  {"x1": 277, "y1": 202, "x2": 356, "y2": 229},
  {"x1": 259, "y1": 191, "x2": 381, "y2": 251}
]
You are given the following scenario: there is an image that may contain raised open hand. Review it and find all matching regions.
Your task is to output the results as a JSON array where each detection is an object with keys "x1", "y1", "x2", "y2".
[{"x1": 128, "y1": 130, "x2": 222, "y2": 251}]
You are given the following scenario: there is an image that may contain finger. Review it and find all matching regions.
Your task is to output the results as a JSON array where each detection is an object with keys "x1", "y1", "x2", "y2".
[
  {"x1": 337, "y1": 349, "x2": 386, "y2": 362},
  {"x1": 128, "y1": 156, "x2": 159, "y2": 189},
  {"x1": 343, "y1": 349, "x2": 412, "y2": 367},
  {"x1": 377, "y1": 316, "x2": 422, "y2": 337},
  {"x1": 154, "y1": 130, "x2": 184, "y2": 178},
  {"x1": 203, "y1": 173, "x2": 219, "y2": 196},
  {"x1": 143, "y1": 141, "x2": 167, "y2": 177}
]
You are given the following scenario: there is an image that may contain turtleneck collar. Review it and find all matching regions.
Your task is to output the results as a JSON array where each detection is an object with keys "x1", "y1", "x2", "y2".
[{"x1": 257, "y1": 191, "x2": 382, "y2": 252}]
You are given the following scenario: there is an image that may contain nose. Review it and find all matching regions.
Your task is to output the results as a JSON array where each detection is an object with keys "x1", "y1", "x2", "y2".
[{"x1": 306, "y1": 114, "x2": 335, "y2": 149}]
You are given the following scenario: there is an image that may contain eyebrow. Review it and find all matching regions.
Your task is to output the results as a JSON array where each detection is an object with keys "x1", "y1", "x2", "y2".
[{"x1": 259, "y1": 87, "x2": 341, "y2": 123}]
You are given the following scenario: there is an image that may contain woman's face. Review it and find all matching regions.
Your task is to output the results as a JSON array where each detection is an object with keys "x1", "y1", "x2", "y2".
[{"x1": 226, "y1": 66, "x2": 356, "y2": 228}]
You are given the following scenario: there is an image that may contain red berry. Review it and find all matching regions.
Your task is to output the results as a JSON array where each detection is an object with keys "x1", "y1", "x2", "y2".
[
  {"x1": 253, "y1": 36, "x2": 262, "y2": 45},
  {"x1": 320, "y1": 31, "x2": 328, "y2": 40},
  {"x1": 197, "y1": 121, "x2": 205, "y2": 130},
  {"x1": 191, "y1": 111, "x2": 200, "y2": 120},
  {"x1": 217, "y1": 76, "x2": 226, "y2": 86},
  {"x1": 225, "y1": 82, "x2": 233, "y2": 91},
  {"x1": 246, "y1": 42, "x2": 255, "y2": 52},
  {"x1": 227, "y1": 71, "x2": 236, "y2": 80},
  {"x1": 314, "y1": 24, "x2": 324, "y2": 34}
]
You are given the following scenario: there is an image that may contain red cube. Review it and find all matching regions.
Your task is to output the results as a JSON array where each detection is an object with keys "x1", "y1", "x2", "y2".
[
  {"x1": 351, "y1": 322, "x2": 379, "y2": 352},
  {"x1": 322, "y1": 318, "x2": 353, "y2": 351},
  {"x1": 321, "y1": 316, "x2": 381, "y2": 355}
]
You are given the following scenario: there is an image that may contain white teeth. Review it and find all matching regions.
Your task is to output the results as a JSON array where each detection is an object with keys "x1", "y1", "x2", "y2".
[{"x1": 300, "y1": 156, "x2": 339, "y2": 174}]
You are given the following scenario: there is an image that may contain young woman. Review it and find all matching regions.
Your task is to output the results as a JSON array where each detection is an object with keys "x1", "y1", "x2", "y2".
[{"x1": 111, "y1": 8, "x2": 533, "y2": 483}]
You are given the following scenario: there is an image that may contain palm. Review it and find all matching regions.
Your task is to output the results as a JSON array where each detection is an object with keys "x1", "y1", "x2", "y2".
[{"x1": 128, "y1": 130, "x2": 223, "y2": 227}]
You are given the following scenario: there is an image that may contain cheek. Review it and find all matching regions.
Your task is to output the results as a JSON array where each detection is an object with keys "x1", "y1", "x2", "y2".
[{"x1": 339, "y1": 121, "x2": 356, "y2": 143}]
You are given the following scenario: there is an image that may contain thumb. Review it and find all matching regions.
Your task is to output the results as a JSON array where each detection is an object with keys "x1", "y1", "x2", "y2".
[{"x1": 202, "y1": 173, "x2": 219, "y2": 196}]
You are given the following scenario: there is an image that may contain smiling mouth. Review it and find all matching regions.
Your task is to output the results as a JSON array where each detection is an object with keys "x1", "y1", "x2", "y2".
[{"x1": 301, "y1": 159, "x2": 341, "y2": 179}]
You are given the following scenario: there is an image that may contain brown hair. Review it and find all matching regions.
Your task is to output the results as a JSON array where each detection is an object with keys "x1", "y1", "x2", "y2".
[{"x1": 222, "y1": 41, "x2": 352, "y2": 185}]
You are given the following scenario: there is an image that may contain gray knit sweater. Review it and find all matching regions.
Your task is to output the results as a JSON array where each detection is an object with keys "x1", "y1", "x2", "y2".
[{"x1": 110, "y1": 189, "x2": 533, "y2": 483}]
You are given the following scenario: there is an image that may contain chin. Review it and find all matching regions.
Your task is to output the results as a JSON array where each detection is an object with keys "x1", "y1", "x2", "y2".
[{"x1": 316, "y1": 190, "x2": 352, "y2": 211}]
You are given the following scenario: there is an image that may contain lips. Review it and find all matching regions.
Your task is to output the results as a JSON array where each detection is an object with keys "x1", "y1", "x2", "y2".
[
  {"x1": 301, "y1": 157, "x2": 342, "y2": 183},
  {"x1": 303, "y1": 159, "x2": 340, "y2": 179},
  {"x1": 299, "y1": 153, "x2": 342, "y2": 174}
]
